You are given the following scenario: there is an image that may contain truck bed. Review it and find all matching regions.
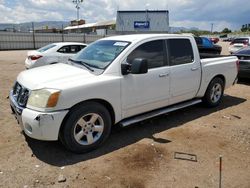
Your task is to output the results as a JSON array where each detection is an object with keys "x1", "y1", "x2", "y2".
[{"x1": 200, "y1": 53, "x2": 231, "y2": 59}]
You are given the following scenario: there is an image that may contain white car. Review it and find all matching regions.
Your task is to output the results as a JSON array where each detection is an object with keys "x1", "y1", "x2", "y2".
[
  {"x1": 25, "y1": 42, "x2": 87, "y2": 69},
  {"x1": 10, "y1": 34, "x2": 238, "y2": 153},
  {"x1": 229, "y1": 37, "x2": 250, "y2": 54}
]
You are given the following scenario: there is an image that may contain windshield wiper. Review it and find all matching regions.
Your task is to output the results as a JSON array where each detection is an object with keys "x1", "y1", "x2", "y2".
[{"x1": 69, "y1": 58, "x2": 94, "y2": 72}]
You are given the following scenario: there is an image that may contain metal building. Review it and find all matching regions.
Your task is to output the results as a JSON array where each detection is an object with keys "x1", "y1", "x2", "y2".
[{"x1": 116, "y1": 10, "x2": 169, "y2": 34}]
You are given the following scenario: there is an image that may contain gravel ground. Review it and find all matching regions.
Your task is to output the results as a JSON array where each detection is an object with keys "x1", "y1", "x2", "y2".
[{"x1": 0, "y1": 43, "x2": 249, "y2": 188}]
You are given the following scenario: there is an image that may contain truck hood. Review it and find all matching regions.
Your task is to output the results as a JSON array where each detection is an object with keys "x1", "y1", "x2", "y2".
[{"x1": 17, "y1": 63, "x2": 96, "y2": 90}]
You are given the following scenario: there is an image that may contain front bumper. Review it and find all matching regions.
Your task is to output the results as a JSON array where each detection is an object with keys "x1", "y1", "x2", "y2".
[{"x1": 10, "y1": 91, "x2": 69, "y2": 141}]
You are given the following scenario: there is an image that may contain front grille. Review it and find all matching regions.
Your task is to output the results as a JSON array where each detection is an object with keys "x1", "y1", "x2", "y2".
[{"x1": 13, "y1": 82, "x2": 30, "y2": 107}]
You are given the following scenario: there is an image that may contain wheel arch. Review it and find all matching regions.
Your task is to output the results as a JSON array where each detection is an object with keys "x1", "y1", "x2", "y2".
[
  {"x1": 208, "y1": 74, "x2": 226, "y2": 90},
  {"x1": 198, "y1": 74, "x2": 226, "y2": 98},
  {"x1": 204, "y1": 74, "x2": 225, "y2": 94},
  {"x1": 213, "y1": 74, "x2": 225, "y2": 86},
  {"x1": 202, "y1": 74, "x2": 226, "y2": 107},
  {"x1": 60, "y1": 99, "x2": 116, "y2": 135}
]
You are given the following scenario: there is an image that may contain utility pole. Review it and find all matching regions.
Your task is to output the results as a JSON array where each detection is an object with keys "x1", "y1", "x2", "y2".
[
  {"x1": 211, "y1": 23, "x2": 214, "y2": 34},
  {"x1": 72, "y1": 0, "x2": 84, "y2": 21}
]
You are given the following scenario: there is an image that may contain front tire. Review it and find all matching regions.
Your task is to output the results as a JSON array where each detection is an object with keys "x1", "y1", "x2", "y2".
[
  {"x1": 60, "y1": 102, "x2": 112, "y2": 153},
  {"x1": 202, "y1": 77, "x2": 224, "y2": 107}
]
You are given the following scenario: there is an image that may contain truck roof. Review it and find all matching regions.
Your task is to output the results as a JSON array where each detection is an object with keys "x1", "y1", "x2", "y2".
[{"x1": 101, "y1": 34, "x2": 193, "y2": 43}]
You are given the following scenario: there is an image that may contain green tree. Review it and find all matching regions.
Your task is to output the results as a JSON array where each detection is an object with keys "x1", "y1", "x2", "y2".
[
  {"x1": 221, "y1": 28, "x2": 232, "y2": 33},
  {"x1": 241, "y1": 24, "x2": 249, "y2": 32}
]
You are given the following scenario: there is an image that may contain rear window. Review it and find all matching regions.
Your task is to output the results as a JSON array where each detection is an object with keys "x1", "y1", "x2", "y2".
[
  {"x1": 168, "y1": 39, "x2": 194, "y2": 66},
  {"x1": 37, "y1": 44, "x2": 56, "y2": 52},
  {"x1": 232, "y1": 38, "x2": 249, "y2": 44}
]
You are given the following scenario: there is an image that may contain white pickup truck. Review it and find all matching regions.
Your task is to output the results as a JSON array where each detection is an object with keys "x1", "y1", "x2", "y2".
[{"x1": 10, "y1": 34, "x2": 238, "y2": 153}]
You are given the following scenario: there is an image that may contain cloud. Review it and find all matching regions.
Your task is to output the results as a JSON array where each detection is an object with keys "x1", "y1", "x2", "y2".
[{"x1": 0, "y1": 0, "x2": 249, "y2": 31}]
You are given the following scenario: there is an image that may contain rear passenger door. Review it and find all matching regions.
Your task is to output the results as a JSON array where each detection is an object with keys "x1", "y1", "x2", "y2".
[
  {"x1": 121, "y1": 39, "x2": 170, "y2": 118},
  {"x1": 167, "y1": 38, "x2": 201, "y2": 105}
]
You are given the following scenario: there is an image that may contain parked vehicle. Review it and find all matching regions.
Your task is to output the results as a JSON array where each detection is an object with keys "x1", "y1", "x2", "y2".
[
  {"x1": 195, "y1": 36, "x2": 222, "y2": 54},
  {"x1": 233, "y1": 47, "x2": 250, "y2": 78},
  {"x1": 10, "y1": 34, "x2": 238, "y2": 153},
  {"x1": 229, "y1": 37, "x2": 250, "y2": 54},
  {"x1": 25, "y1": 42, "x2": 87, "y2": 69},
  {"x1": 222, "y1": 37, "x2": 234, "y2": 42},
  {"x1": 210, "y1": 37, "x2": 219, "y2": 44}
]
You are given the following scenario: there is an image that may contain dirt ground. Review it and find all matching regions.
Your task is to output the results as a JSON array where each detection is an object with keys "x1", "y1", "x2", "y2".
[{"x1": 0, "y1": 42, "x2": 249, "y2": 188}]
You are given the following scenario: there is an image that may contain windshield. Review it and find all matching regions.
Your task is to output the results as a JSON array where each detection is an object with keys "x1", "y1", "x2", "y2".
[
  {"x1": 37, "y1": 44, "x2": 56, "y2": 52},
  {"x1": 71, "y1": 40, "x2": 130, "y2": 69}
]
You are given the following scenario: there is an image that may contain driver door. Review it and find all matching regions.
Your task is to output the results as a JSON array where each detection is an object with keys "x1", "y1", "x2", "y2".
[{"x1": 121, "y1": 39, "x2": 170, "y2": 118}]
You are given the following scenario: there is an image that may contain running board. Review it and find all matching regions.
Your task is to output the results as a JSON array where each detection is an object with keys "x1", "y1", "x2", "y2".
[{"x1": 119, "y1": 99, "x2": 202, "y2": 127}]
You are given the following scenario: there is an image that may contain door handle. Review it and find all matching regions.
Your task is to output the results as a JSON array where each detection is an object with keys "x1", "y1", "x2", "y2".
[
  {"x1": 191, "y1": 67, "x2": 199, "y2": 71},
  {"x1": 159, "y1": 73, "x2": 169, "y2": 77}
]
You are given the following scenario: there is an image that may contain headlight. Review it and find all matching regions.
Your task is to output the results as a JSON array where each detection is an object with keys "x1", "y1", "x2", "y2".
[{"x1": 27, "y1": 89, "x2": 61, "y2": 108}]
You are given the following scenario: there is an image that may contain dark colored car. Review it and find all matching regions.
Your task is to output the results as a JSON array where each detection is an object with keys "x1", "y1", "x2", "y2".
[
  {"x1": 195, "y1": 37, "x2": 222, "y2": 55},
  {"x1": 233, "y1": 47, "x2": 250, "y2": 78}
]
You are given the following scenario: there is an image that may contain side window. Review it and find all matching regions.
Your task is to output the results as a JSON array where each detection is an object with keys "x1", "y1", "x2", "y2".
[
  {"x1": 57, "y1": 46, "x2": 70, "y2": 53},
  {"x1": 70, "y1": 45, "x2": 80, "y2": 53},
  {"x1": 127, "y1": 40, "x2": 165, "y2": 69},
  {"x1": 168, "y1": 39, "x2": 194, "y2": 66}
]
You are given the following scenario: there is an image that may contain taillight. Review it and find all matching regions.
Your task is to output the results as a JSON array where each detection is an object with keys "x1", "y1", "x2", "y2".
[
  {"x1": 30, "y1": 55, "x2": 42, "y2": 60},
  {"x1": 236, "y1": 60, "x2": 240, "y2": 72},
  {"x1": 243, "y1": 41, "x2": 248, "y2": 46}
]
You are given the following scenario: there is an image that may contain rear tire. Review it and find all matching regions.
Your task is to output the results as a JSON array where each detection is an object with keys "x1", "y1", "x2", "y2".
[
  {"x1": 202, "y1": 77, "x2": 224, "y2": 107},
  {"x1": 60, "y1": 102, "x2": 112, "y2": 153}
]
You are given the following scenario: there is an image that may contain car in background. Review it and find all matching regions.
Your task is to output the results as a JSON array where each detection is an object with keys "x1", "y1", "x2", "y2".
[
  {"x1": 222, "y1": 37, "x2": 234, "y2": 42},
  {"x1": 229, "y1": 37, "x2": 250, "y2": 54},
  {"x1": 233, "y1": 47, "x2": 250, "y2": 78},
  {"x1": 210, "y1": 37, "x2": 219, "y2": 44},
  {"x1": 25, "y1": 42, "x2": 87, "y2": 69},
  {"x1": 195, "y1": 37, "x2": 222, "y2": 55}
]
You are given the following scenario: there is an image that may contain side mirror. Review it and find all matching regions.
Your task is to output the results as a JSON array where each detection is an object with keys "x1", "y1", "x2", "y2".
[
  {"x1": 121, "y1": 58, "x2": 148, "y2": 75},
  {"x1": 121, "y1": 63, "x2": 130, "y2": 75},
  {"x1": 131, "y1": 58, "x2": 148, "y2": 74}
]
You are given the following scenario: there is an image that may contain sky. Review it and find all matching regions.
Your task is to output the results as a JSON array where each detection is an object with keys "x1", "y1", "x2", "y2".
[{"x1": 0, "y1": 0, "x2": 249, "y2": 31}]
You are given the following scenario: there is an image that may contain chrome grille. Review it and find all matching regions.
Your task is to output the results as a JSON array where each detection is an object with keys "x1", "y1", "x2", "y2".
[{"x1": 13, "y1": 82, "x2": 29, "y2": 107}]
